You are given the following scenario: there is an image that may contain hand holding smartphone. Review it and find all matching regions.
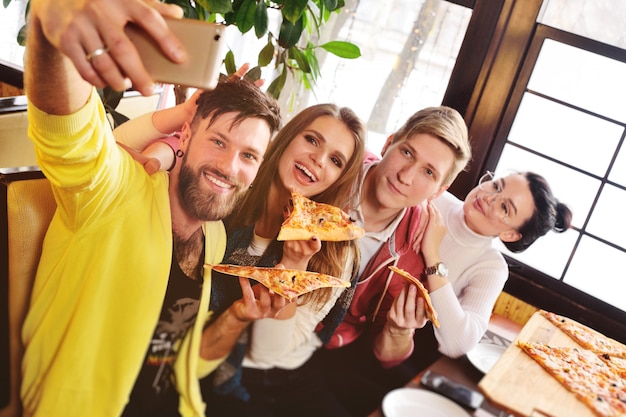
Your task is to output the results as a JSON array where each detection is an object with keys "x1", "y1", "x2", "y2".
[{"x1": 125, "y1": 18, "x2": 226, "y2": 90}]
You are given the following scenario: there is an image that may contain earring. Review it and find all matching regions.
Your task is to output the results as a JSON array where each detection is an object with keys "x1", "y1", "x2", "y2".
[
  {"x1": 176, "y1": 149, "x2": 184, "y2": 158},
  {"x1": 249, "y1": 184, "x2": 254, "y2": 189}
]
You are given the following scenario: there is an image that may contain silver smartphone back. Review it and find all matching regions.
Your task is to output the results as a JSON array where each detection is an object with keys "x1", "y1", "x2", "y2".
[{"x1": 125, "y1": 18, "x2": 226, "y2": 90}]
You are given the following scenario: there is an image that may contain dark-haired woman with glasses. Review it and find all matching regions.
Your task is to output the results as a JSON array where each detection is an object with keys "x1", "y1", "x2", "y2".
[
  {"x1": 315, "y1": 169, "x2": 573, "y2": 417},
  {"x1": 419, "y1": 170, "x2": 572, "y2": 364}
]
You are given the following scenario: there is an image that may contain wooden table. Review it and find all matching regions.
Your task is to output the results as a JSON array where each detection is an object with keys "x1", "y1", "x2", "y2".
[{"x1": 368, "y1": 314, "x2": 521, "y2": 417}]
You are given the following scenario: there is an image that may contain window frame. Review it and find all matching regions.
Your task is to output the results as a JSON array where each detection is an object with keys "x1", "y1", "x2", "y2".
[{"x1": 494, "y1": 25, "x2": 626, "y2": 341}]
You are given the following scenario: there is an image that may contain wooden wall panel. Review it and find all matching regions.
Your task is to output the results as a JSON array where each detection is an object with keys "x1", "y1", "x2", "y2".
[{"x1": 492, "y1": 292, "x2": 538, "y2": 326}]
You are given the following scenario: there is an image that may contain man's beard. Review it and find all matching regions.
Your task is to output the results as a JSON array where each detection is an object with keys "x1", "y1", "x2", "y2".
[{"x1": 177, "y1": 160, "x2": 247, "y2": 221}]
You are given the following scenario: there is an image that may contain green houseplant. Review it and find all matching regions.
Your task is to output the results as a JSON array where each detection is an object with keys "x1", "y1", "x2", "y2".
[
  {"x1": 165, "y1": 0, "x2": 361, "y2": 99},
  {"x1": 6, "y1": 0, "x2": 360, "y2": 103}
]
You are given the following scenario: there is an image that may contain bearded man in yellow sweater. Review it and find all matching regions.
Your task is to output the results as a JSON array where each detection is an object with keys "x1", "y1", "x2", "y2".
[{"x1": 21, "y1": 1, "x2": 284, "y2": 416}]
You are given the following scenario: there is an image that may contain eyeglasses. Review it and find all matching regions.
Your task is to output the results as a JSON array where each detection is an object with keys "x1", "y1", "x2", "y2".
[{"x1": 477, "y1": 171, "x2": 513, "y2": 225}]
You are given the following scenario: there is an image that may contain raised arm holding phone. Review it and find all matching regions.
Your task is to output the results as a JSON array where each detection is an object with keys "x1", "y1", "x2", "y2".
[{"x1": 22, "y1": 1, "x2": 284, "y2": 416}]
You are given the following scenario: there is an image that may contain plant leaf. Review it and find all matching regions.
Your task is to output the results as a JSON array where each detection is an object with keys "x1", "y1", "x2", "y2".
[
  {"x1": 258, "y1": 38, "x2": 275, "y2": 67},
  {"x1": 278, "y1": 16, "x2": 303, "y2": 48},
  {"x1": 245, "y1": 66, "x2": 262, "y2": 82},
  {"x1": 233, "y1": 0, "x2": 257, "y2": 34},
  {"x1": 305, "y1": 44, "x2": 321, "y2": 79},
  {"x1": 100, "y1": 87, "x2": 125, "y2": 109},
  {"x1": 164, "y1": 0, "x2": 199, "y2": 18},
  {"x1": 254, "y1": 0, "x2": 268, "y2": 38},
  {"x1": 282, "y1": 0, "x2": 308, "y2": 24},
  {"x1": 17, "y1": 24, "x2": 27, "y2": 46},
  {"x1": 97, "y1": 87, "x2": 129, "y2": 128},
  {"x1": 323, "y1": 0, "x2": 338, "y2": 11},
  {"x1": 319, "y1": 41, "x2": 361, "y2": 59},
  {"x1": 288, "y1": 47, "x2": 311, "y2": 73},
  {"x1": 199, "y1": 0, "x2": 233, "y2": 14},
  {"x1": 108, "y1": 109, "x2": 131, "y2": 128},
  {"x1": 224, "y1": 50, "x2": 237, "y2": 74},
  {"x1": 274, "y1": 49, "x2": 287, "y2": 70},
  {"x1": 267, "y1": 67, "x2": 288, "y2": 99},
  {"x1": 223, "y1": 0, "x2": 244, "y2": 24}
]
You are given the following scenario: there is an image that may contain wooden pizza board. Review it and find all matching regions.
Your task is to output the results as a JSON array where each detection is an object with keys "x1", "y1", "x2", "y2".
[{"x1": 478, "y1": 311, "x2": 596, "y2": 417}]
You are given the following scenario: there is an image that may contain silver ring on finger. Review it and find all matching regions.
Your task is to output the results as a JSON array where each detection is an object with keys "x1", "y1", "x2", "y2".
[{"x1": 86, "y1": 47, "x2": 109, "y2": 62}]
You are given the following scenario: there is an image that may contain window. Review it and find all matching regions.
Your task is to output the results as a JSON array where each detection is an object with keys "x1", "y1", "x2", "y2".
[
  {"x1": 279, "y1": 0, "x2": 473, "y2": 154},
  {"x1": 0, "y1": 0, "x2": 26, "y2": 69},
  {"x1": 492, "y1": 27, "x2": 626, "y2": 314}
]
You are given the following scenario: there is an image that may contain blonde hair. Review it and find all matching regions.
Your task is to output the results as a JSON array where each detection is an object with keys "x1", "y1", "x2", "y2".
[{"x1": 391, "y1": 106, "x2": 472, "y2": 184}]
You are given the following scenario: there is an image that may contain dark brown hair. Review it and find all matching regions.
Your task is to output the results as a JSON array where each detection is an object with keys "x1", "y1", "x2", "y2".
[
  {"x1": 190, "y1": 77, "x2": 281, "y2": 137},
  {"x1": 503, "y1": 172, "x2": 573, "y2": 253}
]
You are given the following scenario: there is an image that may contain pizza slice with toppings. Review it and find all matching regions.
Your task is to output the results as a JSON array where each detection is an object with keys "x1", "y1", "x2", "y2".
[
  {"x1": 277, "y1": 190, "x2": 364, "y2": 242},
  {"x1": 540, "y1": 310, "x2": 626, "y2": 358},
  {"x1": 388, "y1": 265, "x2": 440, "y2": 328},
  {"x1": 518, "y1": 341, "x2": 626, "y2": 417},
  {"x1": 207, "y1": 264, "x2": 350, "y2": 302}
]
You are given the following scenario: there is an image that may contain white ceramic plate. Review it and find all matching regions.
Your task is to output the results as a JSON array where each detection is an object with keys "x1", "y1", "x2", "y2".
[
  {"x1": 382, "y1": 387, "x2": 470, "y2": 417},
  {"x1": 466, "y1": 343, "x2": 507, "y2": 374}
]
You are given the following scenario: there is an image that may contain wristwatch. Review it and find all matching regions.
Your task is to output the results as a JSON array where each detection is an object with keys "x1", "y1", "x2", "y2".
[{"x1": 424, "y1": 262, "x2": 448, "y2": 278}]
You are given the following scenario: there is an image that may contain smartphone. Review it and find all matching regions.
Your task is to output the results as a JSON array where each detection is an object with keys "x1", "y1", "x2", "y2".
[
  {"x1": 125, "y1": 17, "x2": 226, "y2": 89},
  {"x1": 420, "y1": 370, "x2": 485, "y2": 410}
]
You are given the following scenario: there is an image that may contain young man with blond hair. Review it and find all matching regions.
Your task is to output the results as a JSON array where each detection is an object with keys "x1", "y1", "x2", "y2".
[{"x1": 315, "y1": 106, "x2": 472, "y2": 415}]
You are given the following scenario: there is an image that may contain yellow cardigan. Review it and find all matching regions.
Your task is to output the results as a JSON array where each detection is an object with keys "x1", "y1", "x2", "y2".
[{"x1": 22, "y1": 90, "x2": 225, "y2": 417}]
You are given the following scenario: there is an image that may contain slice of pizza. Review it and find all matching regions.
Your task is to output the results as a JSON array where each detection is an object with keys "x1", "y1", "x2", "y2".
[
  {"x1": 277, "y1": 190, "x2": 365, "y2": 242},
  {"x1": 207, "y1": 264, "x2": 350, "y2": 301},
  {"x1": 388, "y1": 265, "x2": 440, "y2": 328},
  {"x1": 540, "y1": 310, "x2": 626, "y2": 358},
  {"x1": 517, "y1": 341, "x2": 626, "y2": 417}
]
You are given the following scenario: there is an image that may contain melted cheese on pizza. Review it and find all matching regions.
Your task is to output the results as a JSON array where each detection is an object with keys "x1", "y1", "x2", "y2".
[
  {"x1": 540, "y1": 310, "x2": 626, "y2": 359},
  {"x1": 208, "y1": 264, "x2": 350, "y2": 301},
  {"x1": 277, "y1": 190, "x2": 364, "y2": 241}
]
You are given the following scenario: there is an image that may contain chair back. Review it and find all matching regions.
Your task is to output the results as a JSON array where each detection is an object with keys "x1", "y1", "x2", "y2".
[{"x1": 0, "y1": 174, "x2": 56, "y2": 417}]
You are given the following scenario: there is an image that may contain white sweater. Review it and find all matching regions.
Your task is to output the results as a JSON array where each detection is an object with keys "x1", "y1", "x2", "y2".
[{"x1": 430, "y1": 192, "x2": 508, "y2": 357}]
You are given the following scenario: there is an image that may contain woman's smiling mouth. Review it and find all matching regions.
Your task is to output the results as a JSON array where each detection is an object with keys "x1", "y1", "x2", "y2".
[{"x1": 295, "y1": 162, "x2": 318, "y2": 182}]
